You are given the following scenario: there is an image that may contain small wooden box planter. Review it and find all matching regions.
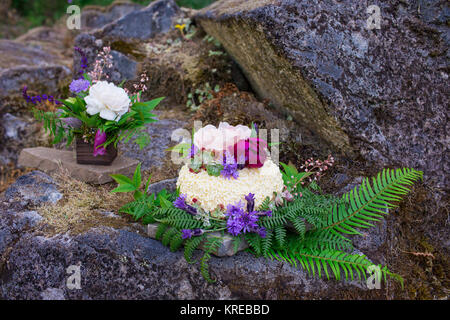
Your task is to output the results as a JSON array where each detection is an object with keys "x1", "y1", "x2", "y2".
[
  {"x1": 147, "y1": 223, "x2": 249, "y2": 257},
  {"x1": 75, "y1": 137, "x2": 117, "y2": 165}
]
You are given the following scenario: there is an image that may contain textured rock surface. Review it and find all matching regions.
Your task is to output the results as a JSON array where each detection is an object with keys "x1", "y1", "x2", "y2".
[
  {"x1": 94, "y1": 0, "x2": 180, "y2": 41},
  {"x1": 119, "y1": 118, "x2": 186, "y2": 171},
  {"x1": 0, "y1": 40, "x2": 71, "y2": 103},
  {"x1": 4, "y1": 171, "x2": 62, "y2": 207},
  {"x1": 196, "y1": 0, "x2": 449, "y2": 188},
  {"x1": 0, "y1": 222, "x2": 372, "y2": 300},
  {"x1": 73, "y1": 0, "x2": 180, "y2": 81},
  {"x1": 17, "y1": 147, "x2": 140, "y2": 185},
  {"x1": 147, "y1": 178, "x2": 177, "y2": 195},
  {"x1": 81, "y1": 2, "x2": 144, "y2": 30}
]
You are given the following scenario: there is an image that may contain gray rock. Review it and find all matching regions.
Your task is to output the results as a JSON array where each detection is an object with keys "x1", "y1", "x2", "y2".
[
  {"x1": 0, "y1": 40, "x2": 70, "y2": 102},
  {"x1": 196, "y1": 0, "x2": 449, "y2": 189},
  {"x1": 18, "y1": 147, "x2": 140, "y2": 185},
  {"x1": 81, "y1": 2, "x2": 144, "y2": 30},
  {"x1": 0, "y1": 207, "x2": 43, "y2": 256},
  {"x1": 4, "y1": 171, "x2": 62, "y2": 208},
  {"x1": 1, "y1": 113, "x2": 27, "y2": 141},
  {"x1": 147, "y1": 178, "x2": 177, "y2": 195},
  {"x1": 73, "y1": 0, "x2": 180, "y2": 83},
  {"x1": 97, "y1": 0, "x2": 180, "y2": 42},
  {"x1": 119, "y1": 118, "x2": 186, "y2": 170},
  {"x1": 40, "y1": 288, "x2": 66, "y2": 300},
  {"x1": 0, "y1": 227, "x2": 370, "y2": 299},
  {"x1": 0, "y1": 113, "x2": 38, "y2": 166}
]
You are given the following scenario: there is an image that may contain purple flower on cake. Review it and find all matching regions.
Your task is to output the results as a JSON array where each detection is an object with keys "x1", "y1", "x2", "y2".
[
  {"x1": 69, "y1": 79, "x2": 90, "y2": 93},
  {"x1": 225, "y1": 201, "x2": 245, "y2": 217},
  {"x1": 225, "y1": 199, "x2": 265, "y2": 237},
  {"x1": 221, "y1": 151, "x2": 239, "y2": 180},
  {"x1": 173, "y1": 194, "x2": 198, "y2": 216},
  {"x1": 93, "y1": 129, "x2": 107, "y2": 157},
  {"x1": 174, "y1": 194, "x2": 188, "y2": 209},
  {"x1": 181, "y1": 228, "x2": 204, "y2": 239},
  {"x1": 189, "y1": 144, "x2": 198, "y2": 158},
  {"x1": 245, "y1": 193, "x2": 255, "y2": 212}
]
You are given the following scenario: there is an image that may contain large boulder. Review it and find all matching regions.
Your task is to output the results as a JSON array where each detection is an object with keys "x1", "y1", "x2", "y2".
[
  {"x1": 81, "y1": 1, "x2": 144, "y2": 31},
  {"x1": 196, "y1": 0, "x2": 449, "y2": 189},
  {"x1": 0, "y1": 40, "x2": 71, "y2": 104}
]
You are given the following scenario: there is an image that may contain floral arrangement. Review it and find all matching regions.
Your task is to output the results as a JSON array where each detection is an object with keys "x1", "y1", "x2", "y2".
[
  {"x1": 22, "y1": 46, "x2": 163, "y2": 156},
  {"x1": 111, "y1": 123, "x2": 423, "y2": 284}
]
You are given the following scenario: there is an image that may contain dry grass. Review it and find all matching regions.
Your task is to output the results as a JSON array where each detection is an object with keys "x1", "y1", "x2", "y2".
[{"x1": 36, "y1": 166, "x2": 136, "y2": 235}]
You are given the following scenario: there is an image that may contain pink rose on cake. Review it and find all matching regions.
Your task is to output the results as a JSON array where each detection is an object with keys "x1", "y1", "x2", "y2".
[{"x1": 193, "y1": 122, "x2": 252, "y2": 152}]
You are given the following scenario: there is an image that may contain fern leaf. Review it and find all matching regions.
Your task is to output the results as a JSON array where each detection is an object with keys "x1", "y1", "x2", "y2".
[
  {"x1": 245, "y1": 233, "x2": 263, "y2": 256},
  {"x1": 261, "y1": 229, "x2": 273, "y2": 257},
  {"x1": 274, "y1": 225, "x2": 287, "y2": 248},
  {"x1": 268, "y1": 247, "x2": 402, "y2": 284},
  {"x1": 169, "y1": 231, "x2": 184, "y2": 252},
  {"x1": 322, "y1": 168, "x2": 422, "y2": 236},
  {"x1": 184, "y1": 235, "x2": 205, "y2": 263},
  {"x1": 200, "y1": 237, "x2": 222, "y2": 283},
  {"x1": 155, "y1": 223, "x2": 169, "y2": 240},
  {"x1": 302, "y1": 229, "x2": 353, "y2": 251}
]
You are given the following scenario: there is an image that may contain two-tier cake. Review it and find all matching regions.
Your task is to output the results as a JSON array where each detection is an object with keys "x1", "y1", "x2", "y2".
[{"x1": 176, "y1": 122, "x2": 284, "y2": 213}]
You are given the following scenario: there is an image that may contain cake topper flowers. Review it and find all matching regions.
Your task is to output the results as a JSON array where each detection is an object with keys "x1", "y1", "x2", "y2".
[
  {"x1": 173, "y1": 122, "x2": 270, "y2": 180},
  {"x1": 22, "y1": 46, "x2": 164, "y2": 161}
]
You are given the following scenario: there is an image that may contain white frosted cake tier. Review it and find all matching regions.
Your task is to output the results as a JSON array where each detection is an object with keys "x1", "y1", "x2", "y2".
[{"x1": 176, "y1": 159, "x2": 284, "y2": 212}]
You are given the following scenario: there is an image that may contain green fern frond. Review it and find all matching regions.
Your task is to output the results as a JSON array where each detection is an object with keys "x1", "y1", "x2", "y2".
[
  {"x1": 258, "y1": 197, "x2": 271, "y2": 211},
  {"x1": 322, "y1": 168, "x2": 423, "y2": 236},
  {"x1": 155, "y1": 223, "x2": 169, "y2": 240},
  {"x1": 245, "y1": 233, "x2": 263, "y2": 256},
  {"x1": 200, "y1": 237, "x2": 222, "y2": 283},
  {"x1": 184, "y1": 235, "x2": 205, "y2": 263},
  {"x1": 162, "y1": 227, "x2": 178, "y2": 247},
  {"x1": 268, "y1": 247, "x2": 402, "y2": 284},
  {"x1": 274, "y1": 225, "x2": 287, "y2": 248},
  {"x1": 289, "y1": 216, "x2": 306, "y2": 240},
  {"x1": 169, "y1": 231, "x2": 184, "y2": 252},
  {"x1": 302, "y1": 230, "x2": 353, "y2": 251},
  {"x1": 261, "y1": 229, "x2": 273, "y2": 257}
]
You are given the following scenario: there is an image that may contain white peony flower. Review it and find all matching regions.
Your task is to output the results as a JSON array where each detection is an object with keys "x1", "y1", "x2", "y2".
[{"x1": 84, "y1": 81, "x2": 131, "y2": 121}]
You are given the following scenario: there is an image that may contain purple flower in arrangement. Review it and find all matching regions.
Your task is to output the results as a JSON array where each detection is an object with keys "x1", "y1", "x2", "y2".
[
  {"x1": 74, "y1": 47, "x2": 88, "y2": 74},
  {"x1": 221, "y1": 151, "x2": 239, "y2": 180},
  {"x1": 189, "y1": 144, "x2": 198, "y2": 158},
  {"x1": 173, "y1": 194, "x2": 198, "y2": 216},
  {"x1": 226, "y1": 218, "x2": 244, "y2": 237},
  {"x1": 253, "y1": 226, "x2": 267, "y2": 238},
  {"x1": 173, "y1": 194, "x2": 188, "y2": 210},
  {"x1": 22, "y1": 86, "x2": 60, "y2": 105},
  {"x1": 224, "y1": 194, "x2": 271, "y2": 238},
  {"x1": 225, "y1": 200, "x2": 260, "y2": 236},
  {"x1": 225, "y1": 201, "x2": 244, "y2": 218},
  {"x1": 237, "y1": 210, "x2": 259, "y2": 233},
  {"x1": 93, "y1": 129, "x2": 107, "y2": 157},
  {"x1": 69, "y1": 79, "x2": 90, "y2": 93},
  {"x1": 245, "y1": 193, "x2": 255, "y2": 212},
  {"x1": 181, "y1": 228, "x2": 204, "y2": 240}
]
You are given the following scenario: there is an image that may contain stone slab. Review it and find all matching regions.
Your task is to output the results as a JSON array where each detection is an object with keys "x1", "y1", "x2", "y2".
[
  {"x1": 17, "y1": 147, "x2": 139, "y2": 185},
  {"x1": 147, "y1": 223, "x2": 248, "y2": 257}
]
